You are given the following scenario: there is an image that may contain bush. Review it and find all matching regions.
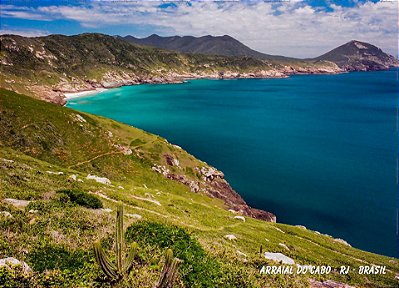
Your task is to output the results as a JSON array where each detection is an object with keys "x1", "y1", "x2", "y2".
[
  {"x1": 0, "y1": 265, "x2": 31, "y2": 288},
  {"x1": 57, "y1": 189, "x2": 103, "y2": 209},
  {"x1": 126, "y1": 221, "x2": 253, "y2": 287},
  {"x1": 27, "y1": 243, "x2": 91, "y2": 272}
]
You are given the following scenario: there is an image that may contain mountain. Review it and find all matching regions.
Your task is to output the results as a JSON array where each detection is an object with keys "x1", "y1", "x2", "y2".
[
  {"x1": 122, "y1": 34, "x2": 293, "y2": 61},
  {"x1": 1, "y1": 88, "x2": 398, "y2": 287},
  {"x1": 123, "y1": 34, "x2": 398, "y2": 70},
  {"x1": 0, "y1": 33, "x2": 341, "y2": 104},
  {"x1": 314, "y1": 40, "x2": 398, "y2": 71}
]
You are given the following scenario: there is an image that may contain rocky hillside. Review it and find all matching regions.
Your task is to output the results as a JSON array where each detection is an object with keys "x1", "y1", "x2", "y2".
[
  {"x1": 1, "y1": 88, "x2": 398, "y2": 287},
  {"x1": 314, "y1": 40, "x2": 398, "y2": 71},
  {"x1": 0, "y1": 33, "x2": 342, "y2": 104}
]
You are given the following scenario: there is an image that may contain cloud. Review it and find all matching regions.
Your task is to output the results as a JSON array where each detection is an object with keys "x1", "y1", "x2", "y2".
[
  {"x1": 1, "y1": 1, "x2": 397, "y2": 57},
  {"x1": 0, "y1": 28, "x2": 49, "y2": 37}
]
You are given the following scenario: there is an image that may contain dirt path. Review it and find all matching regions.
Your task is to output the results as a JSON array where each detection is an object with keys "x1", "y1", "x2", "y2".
[{"x1": 68, "y1": 151, "x2": 122, "y2": 168}]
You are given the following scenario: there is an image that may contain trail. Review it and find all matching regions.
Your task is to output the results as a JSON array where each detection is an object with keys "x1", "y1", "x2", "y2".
[{"x1": 68, "y1": 151, "x2": 122, "y2": 168}]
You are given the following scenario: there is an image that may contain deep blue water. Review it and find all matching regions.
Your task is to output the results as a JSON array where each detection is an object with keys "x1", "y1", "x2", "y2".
[{"x1": 67, "y1": 70, "x2": 398, "y2": 257}]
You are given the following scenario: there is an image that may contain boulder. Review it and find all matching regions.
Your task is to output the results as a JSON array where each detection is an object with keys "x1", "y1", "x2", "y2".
[
  {"x1": 0, "y1": 257, "x2": 32, "y2": 274},
  {"x1": 264, "y1": 252, "x2": 295, "y2": 265},
  {"x1": 86, "y1": 174, "x2": 111, "y2": 185},
  {"x1": 4, "y1": 198, "x2": 31, "y2": 209},
  {"x1": 224, "y1": 234, "x2": 237, "y2": 241},
  {"x1": 234, "y1": 216, "x2": 245, "y2": 222}
]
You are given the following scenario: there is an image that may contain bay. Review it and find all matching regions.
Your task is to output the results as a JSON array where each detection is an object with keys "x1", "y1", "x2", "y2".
[{"x1": 67, "y1": 70, "x2": 398, "y2": 257}]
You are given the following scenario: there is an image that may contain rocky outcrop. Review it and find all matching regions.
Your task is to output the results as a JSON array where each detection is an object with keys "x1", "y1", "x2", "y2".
[{"x1": 152, "y1": 163, "x2": 276, "y2": 222}]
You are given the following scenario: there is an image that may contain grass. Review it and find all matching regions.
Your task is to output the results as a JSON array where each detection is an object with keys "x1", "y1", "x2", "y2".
[{"x1": 0, "y1": 88, "x2": 398, "y2": 287}]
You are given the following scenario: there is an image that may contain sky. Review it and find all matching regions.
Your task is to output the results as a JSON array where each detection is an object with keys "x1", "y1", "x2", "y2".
[{"x1": 0, "y1": 0, "x2": 398, "y2": 58}]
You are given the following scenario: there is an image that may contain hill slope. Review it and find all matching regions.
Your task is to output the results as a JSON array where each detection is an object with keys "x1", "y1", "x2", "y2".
[
  {"x1": 0, "y1": 89, "x2": 398, "y2": 287},
  {"x1": 122, "y1": 34, "x2": 398, "y2": 70},
  {"x1": 314, "y1": 40, "x2": 398, "y2": 71},
  {"x1": 122, "y1": 34, "x2": 293, "y2": 61}
]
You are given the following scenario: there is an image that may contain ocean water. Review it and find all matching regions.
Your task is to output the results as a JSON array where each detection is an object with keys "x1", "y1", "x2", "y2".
[{"x1": 67, "y1": 70, "x2": 398, "y2": 257}]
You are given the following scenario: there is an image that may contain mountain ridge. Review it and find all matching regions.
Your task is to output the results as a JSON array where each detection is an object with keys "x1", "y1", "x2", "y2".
[{"x1": 121, "y1": 34, "x2": 398, "y2": 66}]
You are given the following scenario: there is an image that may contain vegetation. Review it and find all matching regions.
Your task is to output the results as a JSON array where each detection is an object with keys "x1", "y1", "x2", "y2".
[
  {"x1": 58, "y1": 189, "x2": 103, "y2": 209},
  {"x1": 94, "y1": 204, "x2": 181, "y2": 288},
  {"x1": 0, "y1": 88, "x2": 398, "y2": 287}
]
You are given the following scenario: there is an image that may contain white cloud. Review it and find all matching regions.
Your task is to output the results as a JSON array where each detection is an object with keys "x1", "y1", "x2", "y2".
[
  {"x1": 0, "y1": 28, "x2": 49, "y2": 37},
  {"x1": 1, "y1": 1, "x2": 397, "y2": 57}
]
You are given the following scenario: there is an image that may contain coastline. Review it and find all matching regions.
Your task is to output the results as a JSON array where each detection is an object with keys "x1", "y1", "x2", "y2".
[{"x1": 63, "y1": 88, "x2": 108, "y2": 100}]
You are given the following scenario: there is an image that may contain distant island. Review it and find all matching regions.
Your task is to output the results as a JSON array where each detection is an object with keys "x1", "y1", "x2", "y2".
[{"x1": 0, "y1": 33, "x2": 397, "y2": 105}]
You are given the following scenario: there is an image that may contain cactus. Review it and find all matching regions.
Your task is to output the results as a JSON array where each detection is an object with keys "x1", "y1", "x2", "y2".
[
  {"x1": 93, "y1": 204, "x2": 181, "y2": 287},
  {"x1": 156, "y1": 249, "x2": 182, "y2": 288},
  {"x1": 93, "y1": 204, "x2": 138, "y2": 282}
]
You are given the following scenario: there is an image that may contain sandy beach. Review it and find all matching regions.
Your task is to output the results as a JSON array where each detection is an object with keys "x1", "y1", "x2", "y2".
[{"x1": 63, "y1": 88, "x2": 107, "y2": 100}]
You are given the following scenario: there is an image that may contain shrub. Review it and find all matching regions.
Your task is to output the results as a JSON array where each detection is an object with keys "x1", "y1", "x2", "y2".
[
  {"x1": 27, "y1": 243, "x2": 91, "y2": 273},
  {"x1": 126, "y1": 221, "x2": 252, "y2": 287},
  {"x1": 0, "y1": 265, "x2": 31, "y2": 288},
  {"x1": 57, "y1": 189, "x2": 103, "y2": 209}
]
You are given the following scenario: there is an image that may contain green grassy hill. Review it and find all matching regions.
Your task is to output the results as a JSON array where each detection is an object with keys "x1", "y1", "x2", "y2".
[{"x1": 0, "y1": 88, "x2": 398, "y2": 287}]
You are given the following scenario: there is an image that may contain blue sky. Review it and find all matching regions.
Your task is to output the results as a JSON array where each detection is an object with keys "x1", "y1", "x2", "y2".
[{"x1": 1, "y1": 0, "x2": 397, "y2": 58}]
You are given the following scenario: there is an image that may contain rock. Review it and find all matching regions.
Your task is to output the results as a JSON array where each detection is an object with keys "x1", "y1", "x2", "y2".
[
  {"x1": 334, "y1": 238, "x2": 351, "y2": 247},
  {"x1": 4, "y1": 198, "x2": 31, "y2": 209},
  {"x1": 0, "y1": 257, "x2": 32, "y2": 273},
  {"x1": 86, "y1": 174, "x2": 111, "y2": 185},
  {"x1": 0, "y1": 158, "x2": 14, "y2": 163},
  {"x1": 155, "y1": 164, "x2": 275, "y2": 222},
  {"x1": 164, "y1": 154, "x2": 180, "y2": 167},
  {"x1": 46, "y1": 171, "x2": 64, "y2": 175},
  {"x1": 236, "y1": 250, "x2": 247, "y2": 258},
  {"x1": 228, "y1": 209, "x2": 238, "y2": 214},
  {"x1": 113, "y1": 144, "x2": 132, "y2": 155},
  {"x1": 279, "y1": 243, "x2": 290, "y2": 251},
  {"x1": 107, "y1": 131, "x2": 113, "y2": 138},
  {"x1": 28, "y1": 209, "x2": 38, "y2": 214},
  {"x1": 68, "y1": 174, "x2": 77, "y2": 181},
  {"x1": 296, "y1": 225, "x2": 307, "y2": 230},
  {"x1": 73, "y1": 114, "x2": 86, "y2": 123},
  {"x1": 224, "y1": 234, "x2": 237, "y2": 241},
  {"x1": 0, "y1": 211, "x2": 13, "y2": 218},
  {"x1": 77, "y1": 179, "x2": 84, "y2": 183},
  {"x1": 152, "y1": 165, "x2": 170, "y2": 177},
  {"x1": 101, "y1": 208, "x2": 112, "y2": 213},
  {"x1": 264, "y1": 252, "x2": 295, "y2": 265},
  {"x1": 309, "y1": 279, "x2": 355, "y2": 288},
  {"x1": 234, "y1": 216, "x2": 245, "y2": 222},
  {"x1": 118, "y1": 185, "x2": 124, "y2": 190},
  {"x1": 125, "y1": 213, "x2": 142, "y2": 219}
]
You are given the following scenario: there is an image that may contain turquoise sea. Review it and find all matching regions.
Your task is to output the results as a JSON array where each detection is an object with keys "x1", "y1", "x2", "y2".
[{"x1": 67, "y1": 70, "x2": 398, "y2": 257}]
